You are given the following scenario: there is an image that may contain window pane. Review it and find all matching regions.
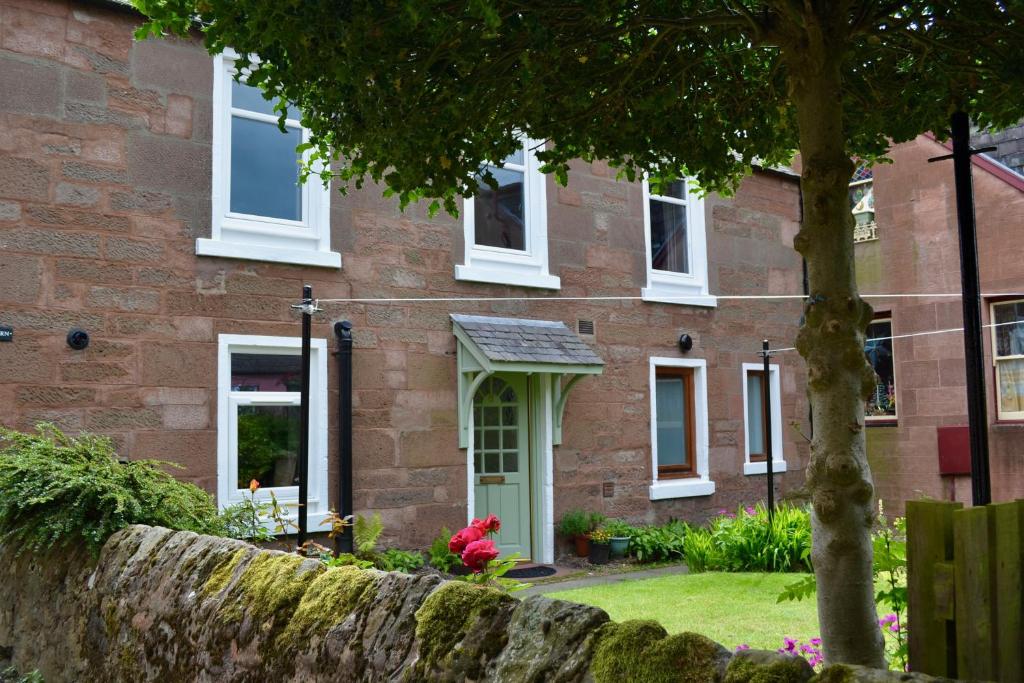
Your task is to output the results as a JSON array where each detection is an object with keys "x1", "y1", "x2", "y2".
[
  {"x1": 484, "y1": 452, "x2": 500, "y2": 473},
  {"x1": 865, "y1": 320, "x2": 896, "y2": 418},
  {"x1": 230, "y1": 116, "x2": 302, "y2": 221},
  {"x1": 473, "y1": 166, "x2": 525, "y2": 250},
  {"x1": 997, "y1": 358, "x2": 1024, "y2": 414},
  {"x1": 231, "y1": 353, "x2": 301, "y2": 392},
  {"x1": 747, "y1": 373, "x2": 765, "y2": 455},
  {"x1": 993, "y1": 302, "x2": 1024, "y2": 357},
  {"x1": 655, "y1": 376, "x2": 689, "y2": 467},
  {"x1": 231, "y1": 80, "x2": 291, "y2": 118},
  {"x1": 653, "y1": 180, "x2": 687, "y2": 200},
  {"x1": 484, "y1": 430, "x2": 499, "y2": 449},
  {"x1": 503, "y1": 452, "x2": 519, "y2": 473},
  {"x1": 501, "y1": 147, "x2": 525, "y2": 166},
  {"x1": 237, "y1": 404, "x2": 300, "y2": 488},
  {"x1": 502, "y1": 428, "x2": 517, "y2": 450},
  {"x1": 650, "y1": 199, "x2": 689, "y2": 273}
]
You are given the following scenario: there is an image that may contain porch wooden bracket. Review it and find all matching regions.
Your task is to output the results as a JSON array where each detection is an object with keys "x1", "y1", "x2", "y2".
[
  {"x1": 459, "y1": 368, "x2": 493, "y2": 448},
  {"x1": 552, "y1": 373, "x2": 586, "y2": 445}
]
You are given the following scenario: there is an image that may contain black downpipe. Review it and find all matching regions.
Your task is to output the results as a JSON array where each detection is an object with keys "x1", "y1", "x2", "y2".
[{"x1": 334, "y1": 320, "x2": 354, "y2": 554}]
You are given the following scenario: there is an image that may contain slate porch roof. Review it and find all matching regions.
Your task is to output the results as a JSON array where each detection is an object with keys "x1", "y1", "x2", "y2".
[{"x1": 450, "y1": 314, "x2": 604, "y2": 366}]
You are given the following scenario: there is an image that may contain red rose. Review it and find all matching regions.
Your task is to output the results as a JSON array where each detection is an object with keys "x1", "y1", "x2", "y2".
[
  {"x1": 448, "y1": 525, "x2": 483, "y2": 554},
  {"x1": 461, "y1": 538, "x2": 499, "y2": 572},
  {"x1": 471, "y1": 514, "x2": 502, "y2": 535}
]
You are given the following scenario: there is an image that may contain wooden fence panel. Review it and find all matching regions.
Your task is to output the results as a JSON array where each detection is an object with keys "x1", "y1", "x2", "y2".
[
  {"x1": 953, "y1": 506, "x2": 994, "y2": 681},
  {"x1": 989, "y1": 502, "x2": 1022, "y2": 681},
  {"x1": 907, "y1": 500, "x2": 959, "y2": 676}
]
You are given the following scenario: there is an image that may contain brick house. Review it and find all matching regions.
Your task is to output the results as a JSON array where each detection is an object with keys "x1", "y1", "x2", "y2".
[
  {"x1": 854, "y1": 129, "x2": 1024, "y2": 511},
  {"x1": 0, "y1": 0, "x2": 811, "y2": 561}
]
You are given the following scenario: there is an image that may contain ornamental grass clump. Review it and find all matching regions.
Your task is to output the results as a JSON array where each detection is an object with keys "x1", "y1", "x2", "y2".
[
  {"x1": 685, "y1": 503, "x2": 811, "y2": 573},
  {"x1": 0, "y1": 424, "x2": 224, "y2": 555}
]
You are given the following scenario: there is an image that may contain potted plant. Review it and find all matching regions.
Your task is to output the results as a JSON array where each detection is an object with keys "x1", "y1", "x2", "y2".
[
  {"x1": 588, "y1": 527, "x2": 612, "y2": 565},
  {"x1": 604, "y1": 519, "x2": 634, "y2": 558},
  {"x1": 557, "y1": 509, "x2": 593, "y2": 557}
]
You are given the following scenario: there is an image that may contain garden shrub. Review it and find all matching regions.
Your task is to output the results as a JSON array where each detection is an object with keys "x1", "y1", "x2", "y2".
[
  {"x1": 687, "y1": 504, "x2": 812, "y2": 573},
  {"x1": 0, "y1": 424, "x2": 224, "y2": 555},
  {"x1": 428, "y1": 527, "x2": 460, "y2": 572},
  {"x1": 629, "y1": 520, "x2": 686, "y2": 562},
  {"x1": 376, "y1": 548, "x2": 425, "y2": 573}
]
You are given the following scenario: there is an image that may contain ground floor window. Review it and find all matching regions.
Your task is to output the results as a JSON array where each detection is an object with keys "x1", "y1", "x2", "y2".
[
  {"x1": 216, "y1": 334, "x2": 331, "y2": 531},
  {"x1": 648, "y1": 357, "x2": 713, "y2": 500},
  {"x1": 741, "y1": 363, "x2": 787, "y2": 476},
  {"x1": 865, "y1": 317, "x2": 897, "y2": 423},
  {"x1": 992, "y1": 300, "x2": 1024, "y2": 420}
]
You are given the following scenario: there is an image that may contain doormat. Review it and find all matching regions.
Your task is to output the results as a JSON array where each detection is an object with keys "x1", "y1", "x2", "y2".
[{"x1": 505, "y1": 565, "x2": 557, "y2": 579}]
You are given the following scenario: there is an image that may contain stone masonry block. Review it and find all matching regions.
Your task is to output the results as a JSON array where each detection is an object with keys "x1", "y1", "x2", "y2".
[
  {"x1": 86, "y1": 286, "x2": 160, "y2": 313},
  {"x1": 0, "y1": 55, "x2": 61, "y2": 115},
  {"x1": 141, "y1": 343, "x2": 216, "y2": 388},
  {"x1": 0, "y1": 253, "x2": 42, "y2": 304},
  {"x1": 0, "y1": 155, "x2": 49, "y2": 201},
  {"x1": 1, "y1": 228, "x2": 101, "y2": 257},
  {"x1": 126, "y1": 132, "x2": 211, "y2": 195}
]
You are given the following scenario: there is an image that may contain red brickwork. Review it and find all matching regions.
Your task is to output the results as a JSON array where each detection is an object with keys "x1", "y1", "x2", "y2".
[
  {"x1": 0, "y1": 0, "x2": 808, "y2": 548},
  {"x1": 857, "y1": 136, "x2": 1024, "y2": 511}
]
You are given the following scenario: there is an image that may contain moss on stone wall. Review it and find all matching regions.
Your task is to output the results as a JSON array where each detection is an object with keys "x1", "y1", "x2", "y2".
[
  {"x1": 590, "y1": 620, "x2": 730, "y2": 683},
  {"x1": 233, "y1": 553, "x2": 322, "y2": 625},
  {"x1": 200, "y1": 548, "x2": 246, "y2": 599},
  {"x1": 724, "y1": 652, "x2": 814, "y2": 683},
  {"x1": 281, "y1": 565, "x2": 378, "y2": 644},
  {"x1": 413, "y1": 581, "x2": 512, "y2": 668}
]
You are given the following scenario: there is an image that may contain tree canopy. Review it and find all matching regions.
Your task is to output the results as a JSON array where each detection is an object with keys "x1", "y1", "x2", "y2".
[{"x1": 136, "y1": 1, "x2": 1024, "y2": 207}]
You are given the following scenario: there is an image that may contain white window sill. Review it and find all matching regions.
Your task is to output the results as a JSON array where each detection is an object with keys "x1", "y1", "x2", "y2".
[
  {"x1": 743, "y1": 460, "x2": 788, "y2": 476},
  {"x1": 455, "y1": 264, "x2": 560, "y2": 290},
  {"x1": 649, "y1": 478, "x2": 716, "y2": 500},
  {"x1": 197, "y1": 238, "x2": 341, "y2": 268},
  {"x1": 641, "y1": 287, "x2": 717, "y2": 308}
]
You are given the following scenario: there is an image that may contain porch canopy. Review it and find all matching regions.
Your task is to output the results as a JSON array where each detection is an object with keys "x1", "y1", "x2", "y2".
[{"x1": 452, "y1": 314, "x2": 604, "y2": 447}]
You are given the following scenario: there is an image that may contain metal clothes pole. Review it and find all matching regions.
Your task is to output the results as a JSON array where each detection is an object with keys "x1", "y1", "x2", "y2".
[
  {"x1": 949, "y1": 111, "x2": 992, "y2": 506},
  {"x1": 334, "y1": 320, "x2": 354, "y2": 555},
  {"x1": 297, "y1": 284, "x2": 313, "y2": 548},
  {"x1": 763, "y1": 339, "x2": 775, "y2": 525}
]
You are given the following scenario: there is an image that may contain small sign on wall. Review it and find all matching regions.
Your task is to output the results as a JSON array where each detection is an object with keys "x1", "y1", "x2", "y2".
[{"x1": 0, "y1": 326, "x2": 12, "y2": 342}]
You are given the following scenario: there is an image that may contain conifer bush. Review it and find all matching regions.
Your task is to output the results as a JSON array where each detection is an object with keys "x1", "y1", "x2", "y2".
[{"x1": 0, "y1": 424, "x2": 225, "y2": 555}]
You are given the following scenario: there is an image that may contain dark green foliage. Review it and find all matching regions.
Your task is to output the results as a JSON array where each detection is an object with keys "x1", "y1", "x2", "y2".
[
  {"x1": 685, "y1": 504, "x2": 811, "y2": 573},
  {"x1": 602, "y1": 519, "x2": 637, "y2": 538},
  {"x1": 376, "y1": 548, "x2": 425, "y2": 573},
  {"x1": 557, "y1": 509, "x2": 603, "y2": 538},
  {"x1": 629, "y1": 521, "x2": 687, "y2": 563},
  {"x1": 428, "y1": 527, "x2": 460, "y2": 572},
  {"x1": 0, "y1": 424, "x2": 224, "y2": 555}
]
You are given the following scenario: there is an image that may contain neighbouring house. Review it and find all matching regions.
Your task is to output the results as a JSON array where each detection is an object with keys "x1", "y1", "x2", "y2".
[
  {"x1": 0, "y1": 0, "x2": 812, "y2": 562},
  {"x1": 853, "y1": 127, "x2": 1024, "y2": 511}
]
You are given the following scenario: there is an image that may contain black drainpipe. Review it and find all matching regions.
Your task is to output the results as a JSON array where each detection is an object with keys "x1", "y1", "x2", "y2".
[{"x1": 334, "y1": 320, "x2": 354, "y2": 554}]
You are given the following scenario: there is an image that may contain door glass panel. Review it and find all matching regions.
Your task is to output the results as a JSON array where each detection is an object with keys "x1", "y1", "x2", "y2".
[
  {"x1": 655, "y1": 377, "x2": 689, "y2": 467},
  {"x1": 483, "y1": 406, "x2": 499, "y2": 425},
  {"x1": 502, "y1": 406, "x2": 517, "y2": 426},
  {"x1": 502, "y1": 429, "x2": 517, "y2": 449},
  {"x1": 236, "y1": 404, "x2": 300, "y2": 488},
  {"x1": 484, "y1": 452, "x2": 500, "y2": 473},
  {"x1": 484, "y1": 430, "x2": 499, "y2": 449},
  {"x1": 503, "y1": 452, "x2": 519, "y2": 473}
]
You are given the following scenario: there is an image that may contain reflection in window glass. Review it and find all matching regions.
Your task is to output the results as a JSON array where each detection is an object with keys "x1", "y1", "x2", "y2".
[
  {"x1": 746, "y1": 372, "x2": 765, "y2": 458},
  {"x1": 865, "y1": 319, "x2": 896, "y2": 419},
  {"x1": 230, "y1": 117, "x2": 302, "y2": 220},
  {"x1": 655, "y1": 376, "x2": 689, "y2": 468},
  {"x1": 231, "y1": 80, "x2": 291, "y2": 118},
  {"x1": 231, "y1": 353, "x2": 302, "y2": 392},
  {"x1": 650, "y1": 200, "x2": 689, "y2": 273},
  {"x1": 236, "y1": 404, "x2": 300, "y2": 488},
  {"x1": 993, "y1": 301, "x2": 1024, "y2": 418},
  {"x1": 473, "y1": 165, "x2": 525, "y2": 250}
]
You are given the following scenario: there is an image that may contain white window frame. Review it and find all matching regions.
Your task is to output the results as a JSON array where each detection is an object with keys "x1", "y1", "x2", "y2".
[
  {"x1": 216, "y1": 334, "x2": 332, "y2": 532},
  {"x1": 641, "y1": 178, "x2": 715, "y2": 307},
  {"x1": 198, "y1": 51, "x2": 340, "y2": 268},
  {"x1": 741, "y1": 363, "x2": 787, "y2": 476},
  {"x1": 990, "y1": 299, "x2": 1024, "y2": 421},
  {"x1": 454, "y1": 136, "x2": 559, "y2": 289},
  {"x1": 648, "y1": 357, "x2": 714, "y2": 500}
]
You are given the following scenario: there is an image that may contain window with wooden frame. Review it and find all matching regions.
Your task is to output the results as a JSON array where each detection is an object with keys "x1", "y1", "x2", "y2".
[
  {"x1": 991, "y1": 299, "x2": 1024, "y2": 421},
  {"x1": 654, "y1": 366, "x2": 697, "y2": 478},
  {"x1": 865, "y1": 317, "x2": 897, "y2": 423},
  {"x1": 745, "y1": 370, "x2": 768, "y2": 462}
]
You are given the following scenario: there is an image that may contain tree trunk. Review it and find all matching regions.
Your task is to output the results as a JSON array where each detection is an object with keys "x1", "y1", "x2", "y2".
[{"x1": 785, "y1": 31, "x2": 887, "y2": 668}]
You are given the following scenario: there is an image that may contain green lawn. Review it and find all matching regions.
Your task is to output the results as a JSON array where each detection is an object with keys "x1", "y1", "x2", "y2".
[{"x1": 546, "y1": 572, "x2": 819, "y2": 651}]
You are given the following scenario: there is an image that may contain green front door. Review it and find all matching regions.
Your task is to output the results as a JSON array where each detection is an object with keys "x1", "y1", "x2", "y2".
[{"x1": 473, "y1": 374, "x2": 531, "y2": 560}]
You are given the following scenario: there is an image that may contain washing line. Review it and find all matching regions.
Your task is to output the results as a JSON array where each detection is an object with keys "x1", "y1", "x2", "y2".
[
  {"x1": 768, "y1": 318, "x2": 1022, "y2": 355},
  {"x1": 309, "y1": 292, "x2": 1016, "y2": 305}
]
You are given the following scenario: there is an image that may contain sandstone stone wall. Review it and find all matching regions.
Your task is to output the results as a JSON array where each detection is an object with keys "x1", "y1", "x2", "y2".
[
  {"x1": 0, "y1": 0, "x2": 808, "y2": 549},
  {"x1": 0, "y1": 526, "x2": 950, "y2": 683}
]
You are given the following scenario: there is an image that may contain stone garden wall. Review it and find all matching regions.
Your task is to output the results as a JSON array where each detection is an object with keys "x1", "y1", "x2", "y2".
[{"x1": 0, "y1": 525, "x2": 949, "y2": 682}]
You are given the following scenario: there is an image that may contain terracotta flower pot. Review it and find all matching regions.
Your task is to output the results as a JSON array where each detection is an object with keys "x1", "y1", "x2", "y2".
[{"x1": 574, "y1": 535, "x2": 591, "y2": 557}]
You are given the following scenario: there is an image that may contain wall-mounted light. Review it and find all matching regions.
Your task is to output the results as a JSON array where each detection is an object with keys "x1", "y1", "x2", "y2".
[
  {"x1": 67, "y1": 328, "x2": 90, "y2": 351},
  {"x1": 678, "y1": 333, "x2": 693, "y2": 353}
]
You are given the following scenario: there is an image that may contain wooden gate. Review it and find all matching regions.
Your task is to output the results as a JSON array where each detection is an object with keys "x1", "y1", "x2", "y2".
[{"x1": 906, "y1": 500, "x2": 1023, "y2": 681}]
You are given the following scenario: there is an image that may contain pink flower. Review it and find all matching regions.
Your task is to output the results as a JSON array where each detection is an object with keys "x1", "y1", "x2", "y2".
[
  {"x1": 745, "y1": 506, "x2": 757, "y2": 516},
  {"x1": 783, "y1": 637, "x2": 797, "y2": 652},
  {"x1": 462, "y1": 538, "x2": 499, "y2": 572},
  {"x1": 471, "y1": 513, "x2": 501, "y2": 535},
  {"x1": 734, "y1": 644, "x2": 750, "y2": 652},
  {"x1": 810, "y1": 637, "x2": 822, "y2": 646},
  {"x1": 448, "y1": 525, "x2": 483, "y2": 554}
]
